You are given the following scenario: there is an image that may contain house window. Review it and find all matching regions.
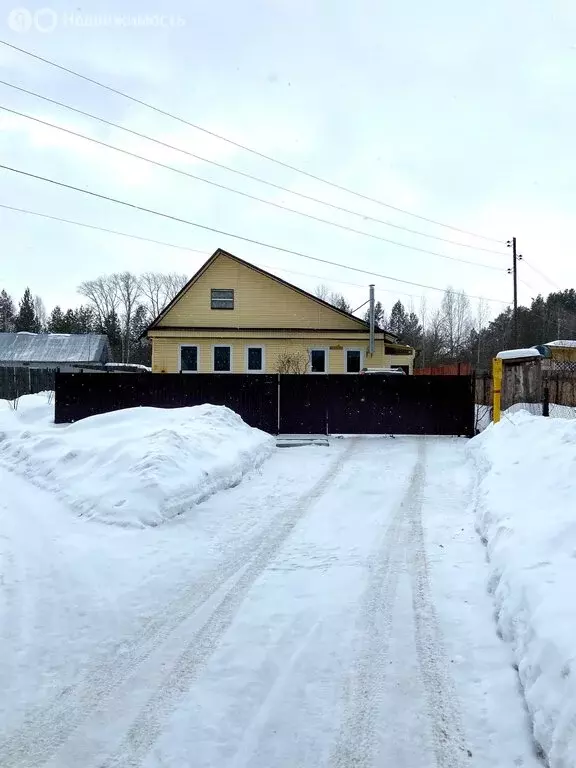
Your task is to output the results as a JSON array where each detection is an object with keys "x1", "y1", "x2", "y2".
[
  {"x1": 211, "y1": 289, "x2": 234, "y2": 310},
  {"x1": 213, "y1": 345, "x2": 232, "y2": 372},
  {"x1": 180, "y1": 345, "x2": 198, "y2": 372},
  {"x1": 310, "y1": 349, "x2": 327, "y2": 373},
  {"x1": 346, "y1": 349, "x2": 362, "y2": 373},
  {"x1": 246, "y1": 346, "x2": 264, "y2": 372}
]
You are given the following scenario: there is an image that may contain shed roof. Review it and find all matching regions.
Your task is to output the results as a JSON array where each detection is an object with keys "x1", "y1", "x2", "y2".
[
  {"x1": 496, "y1": 347, "x2": 541, "y2": 361},
  {"x1": 544, "y1": 340, "x2": 576, "y2": 348},
  {"x1": 0, "y1": 333, "x2": 109, "y2": 364}
]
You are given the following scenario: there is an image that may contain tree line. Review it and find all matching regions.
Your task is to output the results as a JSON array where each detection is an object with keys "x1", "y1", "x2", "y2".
[
  {"x1": 316, "y1": 284, "x2": 576, "y2": 371},
  {"x1": 0, "y1": 272, "x2": 187, "y2": 366}
]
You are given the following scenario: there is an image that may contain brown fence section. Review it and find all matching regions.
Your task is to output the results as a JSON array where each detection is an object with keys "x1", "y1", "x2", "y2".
[
  {"x1": 56, "y1": 372, "x2": 476, "y2": 436},
  {"x1": 415, "y1": 363, "x2": 473, "y2": 376},
  {"x1": 55, "y1": 373, "x2": 279, "y2": 433}
]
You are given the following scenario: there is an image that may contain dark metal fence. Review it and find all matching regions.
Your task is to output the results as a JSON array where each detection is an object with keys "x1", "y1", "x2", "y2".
[
  {"x1": 56, "y1": 372, "x2": 475, "y2": 436},
  {"x1": 0, "y1": 367, "x2": 56, "y2": 401},
  {"x1": 55, "y1": 373, "x2": 279, "y2": 433},
  {"x1": 280, "y1": 374, "x2": 475, "y2": 436}
]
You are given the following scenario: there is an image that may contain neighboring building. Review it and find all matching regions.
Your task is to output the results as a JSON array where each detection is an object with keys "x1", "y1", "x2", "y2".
[
  {"x1": 534, "y1": 340, "x2": 576, "y2": 371},
  {"x1": 146, "y1": 249, "x2": 415, "y2": 374},
  {"x1": 0, "y1": 332, "x2": 110, "y2": 371}
]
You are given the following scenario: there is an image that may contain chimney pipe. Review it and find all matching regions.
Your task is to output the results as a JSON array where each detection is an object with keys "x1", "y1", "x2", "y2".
[{"x1": 369, "y1": 284, "x2": 375, "y2": 355}]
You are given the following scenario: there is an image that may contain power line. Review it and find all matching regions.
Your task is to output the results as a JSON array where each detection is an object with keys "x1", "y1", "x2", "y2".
[
  {"x1": 0, "y1": 202, "x2": 210, "y2": 253},
  {"x1": 0, "y1": 104, "x2": 505, "y2": 272},
  {"x1": 0, "y1": 162, "x2": 511, "y2": 304},
  {"x1": 0, "y1": 80, "x2": 509, "y2": 257},
  {"x1": 0, "y1": 38, "x2": 505, "y2": 245},
  {"x1": 0, "y1": 202, "x2": 431, "y2": 302},
  {"x1": 522, "y1": 258, "x2": 563, "y2": 292}
]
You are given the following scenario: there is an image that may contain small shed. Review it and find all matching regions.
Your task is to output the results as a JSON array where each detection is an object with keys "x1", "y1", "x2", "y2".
[
  {"x1": 496, "y1": 347, "x2": 543, "y2": 409},
  {"x1": 0, "y1": 333, "x2": 110, "y2": 371}
]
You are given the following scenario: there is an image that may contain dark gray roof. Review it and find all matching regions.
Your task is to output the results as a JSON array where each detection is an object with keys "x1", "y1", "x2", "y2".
[{"x1": 0, "y1": 333, "x2": 110, "y2": 365}]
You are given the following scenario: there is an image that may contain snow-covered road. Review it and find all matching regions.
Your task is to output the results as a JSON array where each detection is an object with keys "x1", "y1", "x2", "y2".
[{"x1": 0, "y1": 437, "x2": 541, "y2": 767}]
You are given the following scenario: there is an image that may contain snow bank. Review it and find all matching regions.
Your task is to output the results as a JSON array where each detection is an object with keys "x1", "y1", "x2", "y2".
[
  {"x1": 469, "y1": 411, "x2": 576, "y2": 766},
  {"x1": 0, "y1": 402, "x2": 274, "y2": 527}
]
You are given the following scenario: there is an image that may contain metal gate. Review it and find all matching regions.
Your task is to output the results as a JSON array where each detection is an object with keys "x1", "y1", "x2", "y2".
[{"x1": 279, "y1": 374, "x2": 474, "y2": 436}]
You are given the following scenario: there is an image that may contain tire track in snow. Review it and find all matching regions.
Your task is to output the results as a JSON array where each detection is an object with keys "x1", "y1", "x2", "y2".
[
  {"x1": 330, "y1": 439, "x2": 424, "y2": 768},
  {"x1": 0, "y1": 442, "x2": 355, "y2": 768},
  {"x1": 98, "y1": 440, "x2": 357, "y2": 768},
  {"x1": 407, "y1": 441, "x2": 469, "y2": 768}
]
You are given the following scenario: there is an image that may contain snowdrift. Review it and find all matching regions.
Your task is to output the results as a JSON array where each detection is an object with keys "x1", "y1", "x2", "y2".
[
  {"x1": 0, "y1": 395, "x2": 274, "y2": 526},
  {"x1": 469, "y1": 410, "x2": 576, "y2": 766}
]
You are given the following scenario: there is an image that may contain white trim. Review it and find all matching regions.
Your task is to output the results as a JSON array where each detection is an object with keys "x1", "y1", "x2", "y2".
[
  {"x1": 212, "y1": 344, "x2": 232, "y2": 373},
  {"x1": 309, "y1": 347, "x2": 329, "y2": 374},
  {"x1": 345, "y1": 347, "x2": 364, "y2": 374},
  {"x1": 179, "y1": 343, "x2": 199, "y2": 373},
  {"x1": 245, "y1": 345, "x2": 265, "y2": 373}
]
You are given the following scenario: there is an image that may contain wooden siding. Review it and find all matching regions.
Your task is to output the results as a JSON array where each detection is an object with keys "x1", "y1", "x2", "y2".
[
  {"x1": 151, "y1": 335, "x2": 414, "y2": 374},
  {"x1": 156, "y1": 253, "x2": 366, "y2": 331}
]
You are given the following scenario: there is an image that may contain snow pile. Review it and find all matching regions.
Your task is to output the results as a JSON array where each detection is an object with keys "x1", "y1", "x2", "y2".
[
  {"x1": 0, "y1": 403, "x2": 274, "y2": 527},
  {"x1": 469, "y1": 411, "x2": 576, "y2": 766}
]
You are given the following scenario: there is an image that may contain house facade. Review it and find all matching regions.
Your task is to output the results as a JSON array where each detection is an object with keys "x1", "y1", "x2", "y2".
[{"x1": 146, "y1": 249, "x2": 415, "y2": 375}]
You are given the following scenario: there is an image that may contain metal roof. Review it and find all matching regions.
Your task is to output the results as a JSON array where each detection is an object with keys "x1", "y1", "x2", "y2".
[{"x1": 0, "y1": 333, "x2": 110, "y2": 364}]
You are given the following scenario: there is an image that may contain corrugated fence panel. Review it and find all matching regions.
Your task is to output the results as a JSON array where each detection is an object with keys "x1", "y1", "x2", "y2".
[{"x1": 55, "y1": 373, "x2": 279, "y2": 434}]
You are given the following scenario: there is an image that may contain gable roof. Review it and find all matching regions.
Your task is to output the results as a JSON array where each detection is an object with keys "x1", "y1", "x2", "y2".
[
  {"x1": 0, "y1": 333, "x2": 110, "y2": 365},
  {"x1": 146, "y1": 248, "x2": 400, "y2": 340}
]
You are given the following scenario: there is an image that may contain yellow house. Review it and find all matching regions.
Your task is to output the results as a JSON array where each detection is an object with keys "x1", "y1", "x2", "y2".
[{"x1": 147, "y1": 249, "x2": 415, "y2": 374}]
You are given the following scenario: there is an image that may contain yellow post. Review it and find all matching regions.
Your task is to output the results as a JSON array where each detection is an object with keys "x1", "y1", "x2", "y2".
[{"x1": 492, "y1": 357, "x2": 503, "y2": 423}]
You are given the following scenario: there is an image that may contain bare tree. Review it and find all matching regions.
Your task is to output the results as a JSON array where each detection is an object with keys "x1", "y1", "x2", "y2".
[
  {"x1": 114, "y1": 272, "x2": 141, "y2": 363},
  {"x1": 140, "y1": 272, "x2": 188, "y2": 319},
  {"x1": 425, "y1": 309, "x2": 445, "y2": 366},
  {"x1": 78, "y1": 275, "x2": 119, "y2": 326},
  {"x1": 34, "y1": 295, "x2": 47, "y2": 331},
  {"x1": 439, "y1": 287, "x2": 472, "y2": 360},
  {"x1": 163, "y1": 272, "x2": 188, "y2": 304},
  {"x1": 139, "y1": 272, "x2": 165, "y2": 319},
  {"x1": 314, "y1": 284, "x2": 330, "y2": 301},
  {"x1": 275, "y1": 350, "x2": 309, "y2": 374},
  {"x1": 474, "y1": 298, "x2": 490, "y2": 368}
]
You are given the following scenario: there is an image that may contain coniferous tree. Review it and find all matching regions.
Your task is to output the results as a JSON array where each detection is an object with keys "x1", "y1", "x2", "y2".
[
  {"x1": 15, "y1": 288, "x2": 41, "y2": 333},
  {"x1": 0, "y1": 289, "x2": 16, "y2": 332}
]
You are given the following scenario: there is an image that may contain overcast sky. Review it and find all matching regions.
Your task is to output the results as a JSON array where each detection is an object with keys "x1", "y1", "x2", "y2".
[{"x1": 2, "y1": 0, "x2": 576, "y2": 322}]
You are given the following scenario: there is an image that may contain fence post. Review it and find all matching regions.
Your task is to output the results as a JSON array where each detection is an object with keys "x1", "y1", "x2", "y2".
[
  {"x1": 492, "y1": 358, "x2": 502, "y2": 423},
  {"x1": 543, "y1": 386, "x2": 550, "y2": 417}
]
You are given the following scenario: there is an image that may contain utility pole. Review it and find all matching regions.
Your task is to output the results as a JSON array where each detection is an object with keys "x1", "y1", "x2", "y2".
[
  {"x1": 507, "y1": 237, "x2": 522, "y2": 347},
  {"x1": 369, "y1": 284, "x2": 375, "y2": 355}
]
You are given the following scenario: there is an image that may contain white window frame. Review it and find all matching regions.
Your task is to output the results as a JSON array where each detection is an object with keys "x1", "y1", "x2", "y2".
[
  {"x1": 212, "y1": 344, "x2": 233, "y2": 373},
  {"x1": 179, "y1": 344, "x2": 199, "y2": 373},
  {"x1": 345, "y1": 347, "x2": 364, "y2": 374},
  {"x1": 245, "y1": 345, "x2": 265, "y2": 373},
  {"x1": 309, "y1": 347, "x2": 329, "y2": 374},
  {"x1": 210, "y1": 288, "x2": 235, "y2": 310}
]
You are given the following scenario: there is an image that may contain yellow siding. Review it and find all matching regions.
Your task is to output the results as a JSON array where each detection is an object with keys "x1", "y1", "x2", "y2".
[
  {"x1": 157, "y1": 253, "x2": 365, "y2": 331},
  {"x1": 151, "y1": 335, "x2": 414, "y2": 374}
]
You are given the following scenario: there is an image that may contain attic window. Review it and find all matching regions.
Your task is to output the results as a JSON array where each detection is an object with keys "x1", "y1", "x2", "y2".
[{"x1": 211, "y1": 289, "x2": 234, "y2": 310}]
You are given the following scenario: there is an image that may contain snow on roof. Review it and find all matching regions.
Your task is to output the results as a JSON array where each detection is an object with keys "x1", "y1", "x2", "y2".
[
  {"x1": 0, "y1": 333, "x2": 110, "y2": 364},
  {"x1": 544, "y1": 340, "x2": 576, "y2": 348},
  {"x1": 496, "y1": 347, "x2": 542, "y2": 360},
  {"x1": 105, "y1": 362, "x2": 151, "y2": 372}
]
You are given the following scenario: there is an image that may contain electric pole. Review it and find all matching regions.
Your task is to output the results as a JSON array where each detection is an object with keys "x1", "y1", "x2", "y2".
[{"x1": 507, "y1": 237, "x2": 522, "y2": 347}]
